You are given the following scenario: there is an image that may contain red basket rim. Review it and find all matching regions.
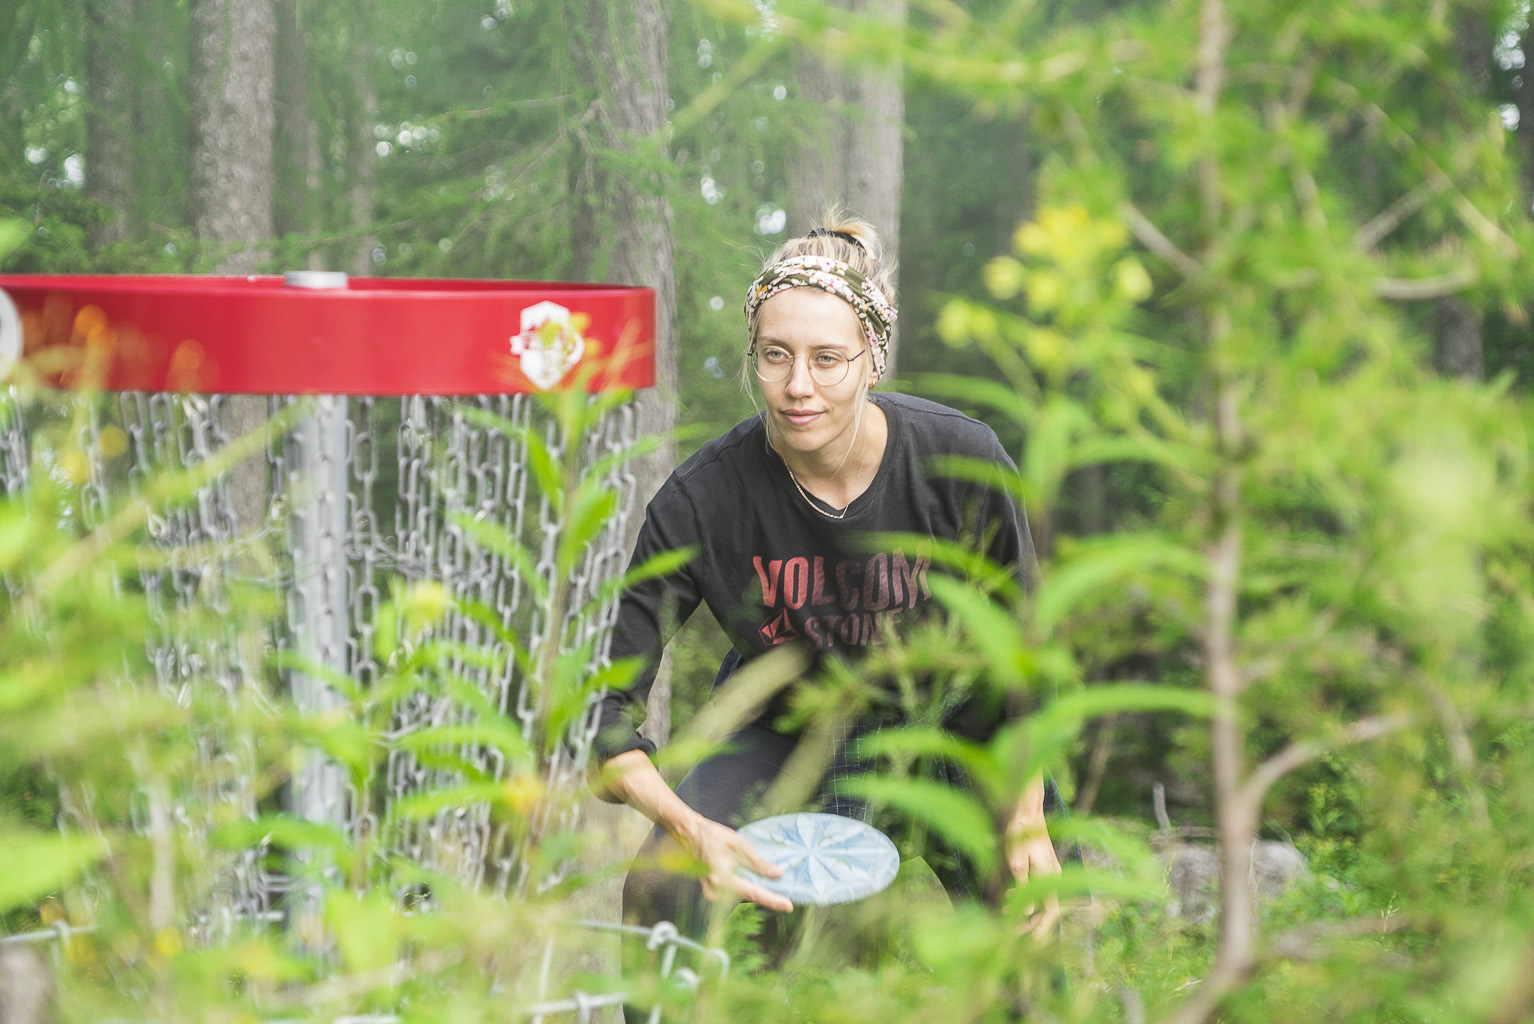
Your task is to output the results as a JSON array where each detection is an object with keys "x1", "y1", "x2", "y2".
[{"x1": 0, "y1": 273, "x2": 656, "y2": 396}]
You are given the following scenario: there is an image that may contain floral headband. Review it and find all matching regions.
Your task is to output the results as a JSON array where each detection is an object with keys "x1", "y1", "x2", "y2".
[{"x1": 743, "y1": 254, "x2": 898, "y2": 385}]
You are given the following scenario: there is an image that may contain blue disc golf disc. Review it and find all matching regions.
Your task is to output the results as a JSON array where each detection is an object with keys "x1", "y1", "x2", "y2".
[{"x1": 736, "y1": 812, "x2": 900, "y2": 905}]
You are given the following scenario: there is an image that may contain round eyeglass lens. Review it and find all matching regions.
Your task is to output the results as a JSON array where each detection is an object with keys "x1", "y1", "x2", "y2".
[{"x1": 752, "y1": 348, "x2": 858, "y2": 386}]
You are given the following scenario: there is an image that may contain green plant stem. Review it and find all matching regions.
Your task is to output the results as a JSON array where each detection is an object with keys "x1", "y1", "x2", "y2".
[{"x1": 532, "y1": 403, "x2": 582, "y2": 764}]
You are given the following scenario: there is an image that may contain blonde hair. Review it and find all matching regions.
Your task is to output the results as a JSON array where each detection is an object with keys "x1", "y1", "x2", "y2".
[
  {"x1": 741, "y1": 208, "x2": 898, "y2": 385},
  {"x1": 758, "y1": 209, "x2": 897, "y2": 328}
]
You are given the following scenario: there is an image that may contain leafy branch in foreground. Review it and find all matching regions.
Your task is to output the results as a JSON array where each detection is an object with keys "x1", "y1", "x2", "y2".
[{"x1": 0, "y1": 379, "x2": 730, "y2": 1022}]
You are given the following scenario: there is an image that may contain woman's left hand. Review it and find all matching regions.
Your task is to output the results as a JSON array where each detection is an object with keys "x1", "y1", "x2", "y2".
[{"x1": 1006, "y1": 778, "x2": 1062, "y2": 939}]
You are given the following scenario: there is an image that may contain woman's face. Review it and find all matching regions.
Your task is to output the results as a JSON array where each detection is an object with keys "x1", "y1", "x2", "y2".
[{"x1": 752, "y1": 287, "x2": 869, "y2": 464}]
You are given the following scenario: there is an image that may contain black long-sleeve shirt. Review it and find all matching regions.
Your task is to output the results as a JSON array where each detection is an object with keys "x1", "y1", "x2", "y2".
[{"x1": 593, "y1": 393, "x2": 1036, "y2": 763}]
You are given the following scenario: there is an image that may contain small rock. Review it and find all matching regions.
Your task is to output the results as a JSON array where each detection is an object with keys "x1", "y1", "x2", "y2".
[
  {"x1": 0, "y1": 945, "x2": 54, "y2": 1024},
  {"x1": 1164, "y1": 844, "x2": 1220, "y2": 923},
  {"x1": 1251, "y1": 839, "x2": 1309, "y2": 903},
  {"x1": 1160, "y1": 840, "x2": 1309, "y2": 921}
]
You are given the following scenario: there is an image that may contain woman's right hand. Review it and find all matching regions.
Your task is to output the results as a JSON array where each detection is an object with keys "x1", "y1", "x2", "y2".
[
  {"x1": 674, "y1": 813, "x2": 794, "y2": 913},
  {"x1": 599, "y1": 749, "x2": 794, "y2": 913}
]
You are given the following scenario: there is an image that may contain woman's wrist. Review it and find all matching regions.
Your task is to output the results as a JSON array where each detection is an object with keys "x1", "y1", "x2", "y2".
[
  {"x1": 655, "y1": 796, "x2": 707, "y2": 849},
  {"x1": 1007, "y1": 776, "x2": 1049, "y2": 835},
  {"x1": 598, "y1": 749, "x2": 707, "y2": 847}
]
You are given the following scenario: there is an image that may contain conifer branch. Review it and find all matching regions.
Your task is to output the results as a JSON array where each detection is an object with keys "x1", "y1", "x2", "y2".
[
  {"x1": 1265, "y1": 913, "x2": 1411, "y2": 961},
  {"x1": 1122, "y1": 202, "x2": 1200, "y2": 276},
  {"x1": 1354, "y1": 173, "x2": 1451, "y2": 251},
  {"x1": 1373, "y1": 267, "x2": 1478, "y2": 300},
  {"x1": 1240, "y1": 712, "x2": 1413, "y2": 809}
]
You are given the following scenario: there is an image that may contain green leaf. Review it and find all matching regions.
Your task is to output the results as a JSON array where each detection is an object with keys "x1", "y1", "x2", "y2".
[
  {"x1": 0, "y1": 220, "x2": 31, "y2": 260},
  {"x1": 455, "y1": 513, "x2": 550, "y2": 607},
  {"x1": 1040, "y1": 682, "x2": 1219, "y2": 722},
  {"x1": 393, "y1": 721, "x2": 528, "y2": 764},
  {"x1": 921, "y1": 452, "x2": 1022, "y2": 492},
  {"x1": 327, "y1": 889, "x2": 404, "y2": 973},
  {"x1": 1048, "y1": 816, "x2": 1160, "y2": 880},
  {"x1": 372, "y1": 600, "x2": 401, "y2": 664},
  {"x1": 1005, "y1": 865, "x2": 1154, "y2": 908},
  {"x1": 851, "y1": 726, "x2": 1001, "y2": 796},
  {"x1": 928, "y1": 574, "x2": 1031, "y2": 685},
  {"x1": 211, "y1": 815, "x2": 351, "y2": 858},
  {"x1": 583, "y1": 432, "x2": 666, "y2": 483},
  {"x1": 837, "y1": 775, "x2": 998, "y2": 878},
  {"x1": 559, "y1": 481, "x2": 620, "y2": 568},
  {"x1": 415, "y1": 640, "x2": 505, "y2": 674},
  {"x1": 273, "y1": 651, "x2": 363, "y2": 703},
  {"x1": 453, "y1": 403, "x2": 525, "y2": 440},
  {"x1": 1071, "y1": 433, "x2": 1204, "y2": 475},
  {"x1": 1034, "y1": 535, "x2": 1205, "y2": 633},
  {"x1": 905, "y1": 372, "x2": 1033, "y2": 434},
  {"x1": 289, "y1": 710, "x2": 375, "y2": 776},
  {"x1": 454, "y1": 597, "x2": 526, "y2": 652},
  {"x1": 584, "y1": 544, "x2": 699, "y2": 613},
  {"x1": 0, "y1": 665, "x2": 51, "y2": 717},
  {"x1": 0, "y1": 828, "x2": 109, "y2": 911},
  {"x1": 387, "y1": 781, "x2": 510, "y2": 822},
  {"x1": 0, "y1": 507, "x2": 36, "y2": 571},
  {"x1": 457, "y1": 406, "x2": 563, "y2": 512},
  {"x1": 995, "y1": 683, "x2": 1219, "y2": 782},
  {"x1": 861, "y1": 531, "x2": 1019, "y2": 599},
  {"x1": 617, "y1": 544, "x2": 699, "y2": 587},
  {"x1": 435, "y1": 669, "x2": 521, "y2": 721},
  {"x1": 584, "y1": 656, "x2": 645, "y2": 696}
]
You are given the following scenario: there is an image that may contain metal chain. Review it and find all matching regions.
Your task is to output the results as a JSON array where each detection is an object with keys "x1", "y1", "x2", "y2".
[
  {"x1": 1, "y1": 917, "x2": 726, "y2": 1024},
  {"x1": 0, "y1": 387, "x2": 34, "y2": 611},
  {"x1": 6, "y1": 381, "x2": 647, "y2": 937},
  {"x1": 129, "y1": 392, "x2": 275, "y2": 935},
  {"x1": 0, "y1": 385, "x2": 30, "y2": 496}
]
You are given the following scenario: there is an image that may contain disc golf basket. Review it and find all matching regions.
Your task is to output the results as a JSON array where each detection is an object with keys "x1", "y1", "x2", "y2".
[{"x1": 0, "y1": 272, "x2": 718, "y2": 1019}]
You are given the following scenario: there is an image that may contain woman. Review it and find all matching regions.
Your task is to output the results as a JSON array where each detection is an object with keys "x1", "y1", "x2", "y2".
[{"x1": 593, "y1": 216, "x2": 1061, "y2": 944}]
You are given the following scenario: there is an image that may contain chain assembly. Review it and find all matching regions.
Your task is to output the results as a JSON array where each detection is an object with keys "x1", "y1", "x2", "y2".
[
  {"x1": 0, "y1": 275, "x2": 683, "y2": 1019},
  {"x1": 0, "y1": 387, "x2": 642, "y2": 923}
]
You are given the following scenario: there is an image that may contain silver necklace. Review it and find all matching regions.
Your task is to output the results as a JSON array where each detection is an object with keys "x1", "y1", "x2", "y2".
[{"x1": 782, "y1": 460, "x2": 850, "y2": 520}]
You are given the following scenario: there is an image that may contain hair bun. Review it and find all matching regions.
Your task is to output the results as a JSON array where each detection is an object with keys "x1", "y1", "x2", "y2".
[
  {"x1": 807, "y1": 227, "x2": 865, "y2": 251},
  {"x1": 757, "y1": 208, "x2": 897, "y2": 314}
]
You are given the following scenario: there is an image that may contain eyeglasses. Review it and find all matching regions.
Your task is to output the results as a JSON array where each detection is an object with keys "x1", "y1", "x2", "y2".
[{"x1": 751, "y1": 346, "x2": 865, "y2": 387}]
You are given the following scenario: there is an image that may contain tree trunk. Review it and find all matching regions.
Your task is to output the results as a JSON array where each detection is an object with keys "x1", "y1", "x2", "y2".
[
  {"x1": 348, "y1": 5, "x2": 378, "y2": 278},
  {"x1": 1433, "y1": 5, "x2": 1489, "y2": 380},
  {"x1": 1520, "y1": 28, "x2": 1534, "y2": 201},
  {"x1": 273, "y1": 0, "x2": 320, "y2": 259},
  {"x1": 132, "y1": 0, "x2": 185, "y2": 230},
  {"x1": 1435, "y1": 297, "x2": 1485, "y2": 379},
  {"x1": 85, "y1": 0, "x2": 136, "y2": 248},
  {"x1": 189, "y1": 0, "x2": 276, "y2": 275},
  {"x1": 188, "y1": 0, "x2": 275, "y2": 526},
  {"x1": 568, "y1": 8, "x2": 678, "y2": 1012},
  {"x1": 0, "y1": 7, "x2": 38, "y2": 181},
  {"x1": 570, "y1": 0, "x2": 679, "y2": 743},
  {"x1": 786, "y1": 0, "x2": 907, "y2": 373}
]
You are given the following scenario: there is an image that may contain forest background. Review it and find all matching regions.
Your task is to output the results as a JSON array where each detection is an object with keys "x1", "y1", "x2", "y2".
[{"x1": 5, "y1": 0, "x2": 1534, "y2": 1022}]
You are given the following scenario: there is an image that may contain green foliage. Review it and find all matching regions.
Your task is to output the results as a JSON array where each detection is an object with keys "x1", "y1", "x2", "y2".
[
  {"x1": 6, "y1": 0, "x2": 1534, "y2": 1021},
  {"x1": 673, "y1": 2, "x2": 1534, "y2": 1022},
  {"x1": 0, "y1": 380, "x2": 703, "y2": 1019}
]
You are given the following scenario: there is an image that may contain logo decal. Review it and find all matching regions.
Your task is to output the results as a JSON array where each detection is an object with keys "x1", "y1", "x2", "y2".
[
  {"x1": 510, "y1": 301, "x2": 585, "y2": 389},
  {"x1": 759, "y1": 608, "x2": 799, "y2": 646},
  {"x1": 0, "y1": 288, "x2": 20, "y2": 383}
]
